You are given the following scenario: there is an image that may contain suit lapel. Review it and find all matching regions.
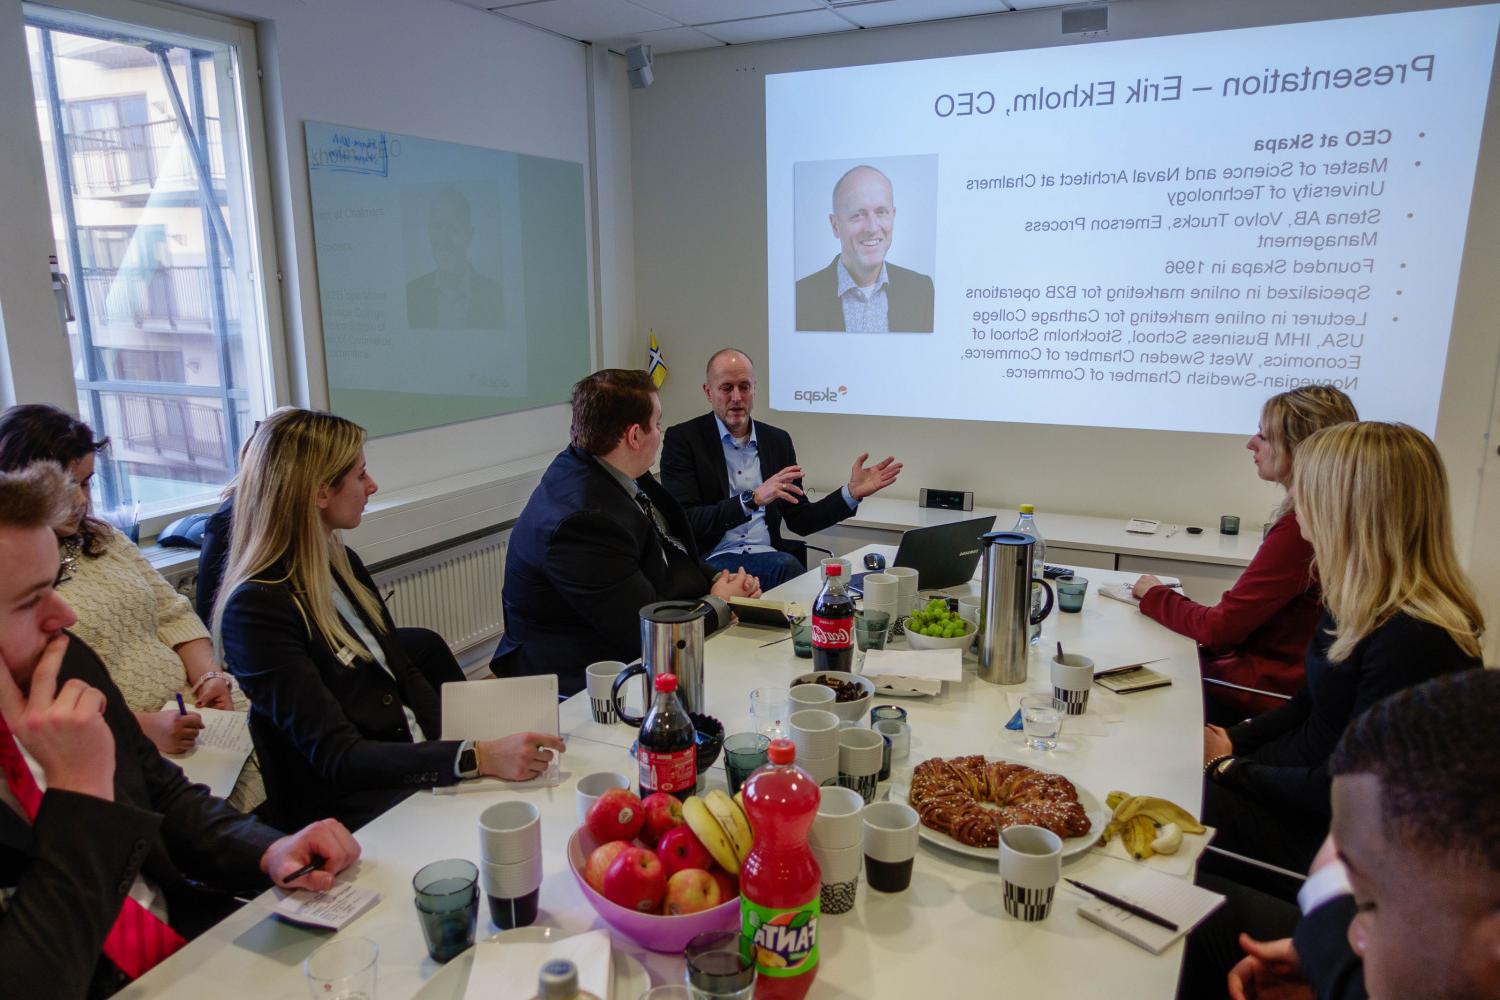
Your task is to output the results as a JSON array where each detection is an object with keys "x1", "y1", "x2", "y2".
[{"x1": 697, "y1": 414, "x2": 733, "y2": 501}]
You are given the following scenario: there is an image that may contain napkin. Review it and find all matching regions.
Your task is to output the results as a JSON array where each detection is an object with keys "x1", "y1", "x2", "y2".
[
  {"x1": 860, "y1": 648, "x2": 965, "y2": 682},
  {"x1": 465, "y1": 928, "x2": 612, "y2": 1000},
  {"x1": 1088, "y1": 824, "x2": 1215, "y2": 878}
]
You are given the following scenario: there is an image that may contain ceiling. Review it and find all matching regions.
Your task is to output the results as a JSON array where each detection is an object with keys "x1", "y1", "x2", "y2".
[{"x1": 447, "y1": 0, "x2": 1093, "y2": 55}]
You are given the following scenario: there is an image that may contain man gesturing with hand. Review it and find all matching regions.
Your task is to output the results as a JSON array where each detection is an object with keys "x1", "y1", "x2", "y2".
[
  {"x1": 663, "y1": 348, "x2": 902, "y2": 589},
  {"x1": 0, "y1": 463, "x2": 360, "y2": 998}
]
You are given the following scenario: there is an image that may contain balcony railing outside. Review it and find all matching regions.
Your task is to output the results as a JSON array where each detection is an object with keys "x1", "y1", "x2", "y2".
[
  {"x1": 65, "y1": 116, "x2": 224, "y2": 196},
  {"x1": 80, "y1": 263, "x2": 237, "y2": 330},
  {"x1": 108, "y1": 392, "x2": 230, "y2": 477}
]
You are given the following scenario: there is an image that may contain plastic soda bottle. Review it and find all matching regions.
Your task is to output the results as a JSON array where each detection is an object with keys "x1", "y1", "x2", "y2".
[
  {"x1": 1012, "y1": 503, "x2": 1046, "y2": 644},
  {"x1": 739, "y1": 739, "x2": 820, "y2": 1000},
  {"x1": 638, "y1": 673, "x2": 697, "y2": 802}
]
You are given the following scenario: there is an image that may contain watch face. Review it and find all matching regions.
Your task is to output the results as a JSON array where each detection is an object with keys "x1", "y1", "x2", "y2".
[{"x1": 460, "y1": 749, "x2": 478, "y2": 775}]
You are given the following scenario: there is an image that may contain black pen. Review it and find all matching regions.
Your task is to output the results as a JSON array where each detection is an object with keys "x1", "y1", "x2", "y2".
[
  {"x1": 1065, "y1": 878, "x2": 1179, "y2": 931},
  {"x1": 282, "y1": 856, "x2": 326, "y2": 884}
]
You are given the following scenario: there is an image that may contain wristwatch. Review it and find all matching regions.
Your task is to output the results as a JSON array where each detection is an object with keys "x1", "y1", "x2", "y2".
[
  {"x1": 457, "y1": 739, "x2": 481, "y2": 779},
  {"x1": 740, "y1": 489, "x2": 760, "y2": 511},
  {"x1": 1210, "y1": 755, "x2": 1237, "y2": 783}
]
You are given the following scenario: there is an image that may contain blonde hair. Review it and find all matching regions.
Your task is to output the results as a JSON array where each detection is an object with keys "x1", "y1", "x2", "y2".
[
  {"x1": 212, "y1": 409, "x2": 387, "y2": 661},
  {"x1": 1260, "y1": 386, "x2": 1359, "y2": 516},
  {"x1": 1293, "y1": 421, "x2": 1483, "y2": 662}
]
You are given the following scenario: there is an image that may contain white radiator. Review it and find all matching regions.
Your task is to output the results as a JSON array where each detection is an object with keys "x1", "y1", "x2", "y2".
[{"x1": 373, "y1": 531, "x2": 508, "y2": 654}]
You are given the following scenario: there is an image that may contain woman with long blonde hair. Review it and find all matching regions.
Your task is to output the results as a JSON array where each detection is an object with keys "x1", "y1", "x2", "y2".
[
  {"x1": 215, "y1": 409, "x2": 561, "y2": 830},
  {"x1": 1200, "y1": 421, "x2": 1483, "y2": 878},
  {"x1": 1132, "y1": 384, "x2": 1358, "y2": 723}
]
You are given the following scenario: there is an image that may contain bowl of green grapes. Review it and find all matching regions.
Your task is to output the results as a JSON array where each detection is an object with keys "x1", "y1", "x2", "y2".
[{"x1": 902, "y1": 598, "x2": 977, "y2": 651}]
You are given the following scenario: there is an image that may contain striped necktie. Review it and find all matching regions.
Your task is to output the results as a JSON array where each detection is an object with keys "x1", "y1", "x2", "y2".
[
  {"x1": 0, "y1": 717, "x2": 187, "y2": 980},
  {"x1": 634, "y1": 490, "x2": 688, "y2": 557}
]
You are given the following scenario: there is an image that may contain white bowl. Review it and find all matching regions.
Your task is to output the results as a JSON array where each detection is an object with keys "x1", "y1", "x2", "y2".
[
  {"x1": 792, "y1": 670, "x2": 875, "y2": 725},
  {"x1": 904, "y1": 618, "x2": 978, "y2": 651}
]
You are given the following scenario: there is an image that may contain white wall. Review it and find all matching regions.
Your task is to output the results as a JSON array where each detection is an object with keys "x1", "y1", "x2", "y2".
[{"x1": 629, "y1": 0, "x2": 1500, "y2": 586}]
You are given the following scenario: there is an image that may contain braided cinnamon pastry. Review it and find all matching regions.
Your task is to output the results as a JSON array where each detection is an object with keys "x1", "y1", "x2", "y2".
[{"x1": 909, "y1": 756, "x2": 1092, "y2": 846}]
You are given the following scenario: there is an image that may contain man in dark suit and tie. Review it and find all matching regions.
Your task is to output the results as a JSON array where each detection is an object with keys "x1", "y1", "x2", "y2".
[
  {"x1": 795, "y1": 165, "x2": 934, "y2": 333},
  {"x1": 492, "y1": 369, "x2": 761, "y2": 696},
  {"x1": 0, "y1": 462, "x2": 360, "y2": 998},
  {"x1": 661, "y1": 349, "x2": 901, "y2": 589}
]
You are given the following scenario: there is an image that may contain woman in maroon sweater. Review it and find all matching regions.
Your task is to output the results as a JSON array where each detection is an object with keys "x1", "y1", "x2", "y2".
[{"x1": 1131, "y1": 385, "x2": 1357, "y2": 723}]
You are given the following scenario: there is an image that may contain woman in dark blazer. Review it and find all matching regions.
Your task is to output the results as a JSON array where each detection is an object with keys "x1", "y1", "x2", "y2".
[
  {"x1": 214, "y1": 409, "x2": 562, "y2": 830},
  {"x1": 1200, "y1": 422, "x2": 1484, "y2": 878}
]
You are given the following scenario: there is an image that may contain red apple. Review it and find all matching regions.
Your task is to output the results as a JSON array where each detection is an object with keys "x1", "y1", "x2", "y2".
[
  {"x1": 602, "y1": 846, "x2": 667, "y2": 913},
  {"x1": 708, "y1": 867, "x2": 738, "y2": 904},
  {"x1": 583, "y1": 840, "x2": 632, "y2": 894},
  {"x1": 657, "y1": 824, "x2": 713, "y2": 878},
  {"x1": 664, "y1": 868, "x2": 722, "y2": 916},
  {"x1": 640, "y1": 792, "x2": 685, "y2": 847},
  {"x1": 586, "y1": 788, "x2": 645, "y2": 843}
]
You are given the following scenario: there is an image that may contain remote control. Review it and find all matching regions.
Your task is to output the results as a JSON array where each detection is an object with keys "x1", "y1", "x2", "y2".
[{"x1": 1043, "y1": 564, "x2": 1075, "y2": 580}]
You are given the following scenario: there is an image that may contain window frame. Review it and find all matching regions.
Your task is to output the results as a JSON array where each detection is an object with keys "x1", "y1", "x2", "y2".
[{"x1": 19, "y1": 0, "x2": 288, "y2": 536}]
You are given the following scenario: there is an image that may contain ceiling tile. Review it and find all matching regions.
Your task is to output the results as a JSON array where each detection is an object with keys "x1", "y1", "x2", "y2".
[
  {"x1": 491, "y1": 0, "x2": 677, "y2": 41},
  {"x1": 834, "y1": 0, "x2": 1011, "y2": 29},
  {"x1": 699, "y1": 9, "x2": 857, "y2": 44},
  {"x1": 600, "y1": 25, "x2": 726, "y2": 53},
  {"x1": 629, "y1": 0, "x2": 824, "y2": 24}
]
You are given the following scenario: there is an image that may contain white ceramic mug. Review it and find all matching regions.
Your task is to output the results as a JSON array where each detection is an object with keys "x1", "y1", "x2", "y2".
[{"x1": 999, "y1": 824, "x2": 1063, "y2": 921}]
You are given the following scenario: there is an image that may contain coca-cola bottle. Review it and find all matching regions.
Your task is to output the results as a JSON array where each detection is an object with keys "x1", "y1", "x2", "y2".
[
  {"x1": 638, "y1": 673, "x2": 697, "y2": 802},
  {"x1": 811, "y1": 563, "x2": 855, "y2": 671}
]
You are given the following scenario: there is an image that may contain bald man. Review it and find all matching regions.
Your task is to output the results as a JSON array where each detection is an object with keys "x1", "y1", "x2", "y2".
[
  {"x1": 795, "y1": 165, "x2": 934, "y2": 333},
  {"x1": 406, "y1": 186, "x2": 504, "y2": 330}
]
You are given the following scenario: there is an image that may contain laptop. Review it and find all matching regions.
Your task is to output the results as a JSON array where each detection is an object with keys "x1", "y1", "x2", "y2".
[{"x1": 850, "y1": 514, "x2": 998, "y2": 592}]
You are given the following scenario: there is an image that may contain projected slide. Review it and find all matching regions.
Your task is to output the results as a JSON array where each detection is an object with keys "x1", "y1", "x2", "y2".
[
  {"x1": 766, "y1": 6, "x2": 1500, "y2": 434},
  {"x1": 306, "y1": 123, "x2": 590, "y2": 438}
]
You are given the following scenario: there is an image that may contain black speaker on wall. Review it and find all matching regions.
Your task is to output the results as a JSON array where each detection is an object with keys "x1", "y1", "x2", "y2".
[{"x1": 1061, "y1": 5, "x2": 1108, "y2": 35}]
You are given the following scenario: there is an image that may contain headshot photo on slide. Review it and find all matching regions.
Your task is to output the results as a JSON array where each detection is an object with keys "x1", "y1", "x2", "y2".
[
  {"x1": 793, "y1": 154, "x2": 937, "y2": 334},
  {"x1": 401, "y1": 181, "x2": 507, "y2": 331}
]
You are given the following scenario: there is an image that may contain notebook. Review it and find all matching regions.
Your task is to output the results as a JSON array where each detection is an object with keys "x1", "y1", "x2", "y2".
[
  {"x1": 267, "y1": 881, "x2": 381, "y2": 930},
  {"x1": 1094, "y1": 665, "x2": 1173, "y2": 694},
  {"x1": 157, "y1": 702, "x2": 254, "y2": 799},
  {"x1": 1074, "y1": 866, "x2": 1224, "y2": 954},
  {"x1": 436, "y1": 675, "x2": 561, "y2": 794}
]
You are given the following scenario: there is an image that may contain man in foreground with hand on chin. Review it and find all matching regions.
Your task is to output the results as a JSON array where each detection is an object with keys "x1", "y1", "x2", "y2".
[
  {"x1": 663, "y1": 348, "x2": 901, "y2": 589},
  {"x1": 0, "y1": 462, "x2": 360, "y2": 998}
]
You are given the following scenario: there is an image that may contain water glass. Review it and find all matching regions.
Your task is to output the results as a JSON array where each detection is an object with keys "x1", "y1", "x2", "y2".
[
  {"x1": 304, "y1": 936, "x2": 378, "y2": 999},
  {"x1": 790, "y1": 618, "x2": 813, "y2": 658},
  {"x1": 1019, "y1": 694, "x2": 1063, "y2": 751},
  {"x1": 723, "y1": 732, "x2": 770, "y2": 794},
  {"x1": 1056, "y1": 577, "x2": 1089, "y2": 613},
  {"x1": 854, "y1": 610, "x2": 890, "y2": 651},
  {"x1": 749, "y1": 687, "x2": 790, "y2": 738},
  {"x1": 412, "y1": 859, "x2": 479, "y2": 963},
  {"x1": 684, "y1": 930, "x2": 756, "y2": 999}
]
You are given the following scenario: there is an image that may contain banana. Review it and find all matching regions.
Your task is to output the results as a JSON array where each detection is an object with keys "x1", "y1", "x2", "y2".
[
  {"x1": 733, "y1": 790, "x2": 750, "y2": 831},
  {"x1": 1150, "y1": 822, "x2": 1182, "y2": 855},
  {"x1": 1131, "y1": 797, "x2": 1206, "y2": 835},
  {"x1": 1106, "y1": 791, "x2": 1128, "y2": 811},
  {"x1": 705, "y1": 789, "x2": 753, "y2": 865},
  {"x1": 683, "y1": 795, "x2": 741, "y2": 874},
  {"x1": 1121, "y1": 815, "x2": 1157, "y2": 860}
]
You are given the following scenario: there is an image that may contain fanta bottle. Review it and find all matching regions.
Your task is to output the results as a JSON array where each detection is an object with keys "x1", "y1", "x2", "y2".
[{"x1": 739, "y1": 739, "x2": 821, "y2": 1000}]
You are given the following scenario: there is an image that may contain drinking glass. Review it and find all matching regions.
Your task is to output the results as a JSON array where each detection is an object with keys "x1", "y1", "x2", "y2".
[
  {"x1": 684, "y1": 930, "x2": 756, "y2": 1000},
  {"x1": 1056, "y1": 577, "x2": 1089, "y2": 613},
  {"x1": 854, "y1": 610, "x2": 890, "y2": 651},
  {"x1": 1019, "y1": 694, "x2": 1063, "y2": 751},
  {"x1": 723, "y1": 732, "x2": 771, "y2": 794},
  {"x1": 304, "y1": 937, "x2": 378, "y2": 999},
  {"x1": 749, "y1": 687, "x2": 790, "y2": 738},
  {"x1": 412, "y1": 859, "x2": 479, "y2": 963},
  {"x1": 790, "y1": 618, "x2": 813, "y2": 658}
]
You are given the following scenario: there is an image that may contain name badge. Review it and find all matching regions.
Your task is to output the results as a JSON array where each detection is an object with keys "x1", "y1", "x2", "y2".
[{"x1": 336, "y1": 646, "x2": 357, "y2": 666}]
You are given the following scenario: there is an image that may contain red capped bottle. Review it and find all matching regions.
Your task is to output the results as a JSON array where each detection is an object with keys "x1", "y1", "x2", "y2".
[
  {"x1": 638, "y1": 673, "x2": 697, "y2": 802},
  {"x1": 811, "y1": 563, "x2": 854, "y2": 671},
  {"x1": 740, "y1": 739, "x2": 820, "y2": 1000}
]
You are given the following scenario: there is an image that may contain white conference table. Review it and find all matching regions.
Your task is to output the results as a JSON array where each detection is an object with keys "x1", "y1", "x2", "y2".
[{"x1": 129, "y1": 547, "x2": 1204, "y2": 999}]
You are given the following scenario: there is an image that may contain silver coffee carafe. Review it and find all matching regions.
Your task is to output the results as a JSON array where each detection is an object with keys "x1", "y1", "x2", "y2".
[
  {"x1": 977, "y1": 531, "x2": 1054, "y2": 685},
  {"x1": 611, "y1": 600, "x2": 709, "y2": 725}
]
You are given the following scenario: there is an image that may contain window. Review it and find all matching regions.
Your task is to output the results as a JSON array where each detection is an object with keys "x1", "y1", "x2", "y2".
[{"x1": 23, "y1": 1, "x2": 278, "y2": 519}]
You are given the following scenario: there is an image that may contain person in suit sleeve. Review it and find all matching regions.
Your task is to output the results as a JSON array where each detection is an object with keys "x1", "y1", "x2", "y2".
[
  {"x1": 214, "y1": 410, "x2": 561, "y2": 831},
  {"x1": 492, "y1": 369, "x2": 762, "y2": 696},
  {"x1": 795, "y1": 165, "x2": 934, "y2": 333},
  {"x1": 661, "y1": 348, "x2": 901, "y2": 589},
  {"x1": 0, "y1": 461, "x2": 360, "y2": 998}
]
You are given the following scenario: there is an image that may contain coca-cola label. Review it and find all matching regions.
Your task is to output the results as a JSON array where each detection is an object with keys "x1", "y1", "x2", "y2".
[
  {"x1": 639, "y1": 746, "x2": 696, "y2": 794},
  {"x1": 811, "y1": 615, "x2": 853, "y2": 650}
]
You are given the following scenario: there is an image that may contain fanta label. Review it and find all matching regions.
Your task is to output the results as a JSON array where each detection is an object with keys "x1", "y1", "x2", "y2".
[
  {"x1": 811, "y1": 615, "x2": 852, "y2": 649},
  {"x1": 740, "y1": 897, "x2": 819, "y2": 978}
]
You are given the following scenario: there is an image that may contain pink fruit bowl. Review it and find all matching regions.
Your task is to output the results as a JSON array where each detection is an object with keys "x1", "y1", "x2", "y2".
[{"x1": 568, "y1": 828, "x2": 740, "y2": 953}]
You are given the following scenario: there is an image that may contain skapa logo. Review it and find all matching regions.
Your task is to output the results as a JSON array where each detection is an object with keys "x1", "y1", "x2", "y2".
[{"x1": 792, "y1": 385, "x2": 847, "y2": 404}]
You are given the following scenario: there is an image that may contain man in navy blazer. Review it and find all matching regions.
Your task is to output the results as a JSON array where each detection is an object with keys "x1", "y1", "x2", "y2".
[
  {"x1": 492, "y1": 369, "x2": 760, "y2": 696},
  {"x1": 795, "y1": 165, "x2": 934, "y2": 333},
  {"x1": 661, "y1": 349, "x2": 901, "y2": 589}
]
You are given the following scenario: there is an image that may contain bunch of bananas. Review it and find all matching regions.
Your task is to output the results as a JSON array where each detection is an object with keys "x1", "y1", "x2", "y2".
[
  {"x1": 1098, "y1": 792, "x2": 1206, "y2": 860},
  {"x1": 683, "y1": 789, "x2": 753, "y2": 874}
]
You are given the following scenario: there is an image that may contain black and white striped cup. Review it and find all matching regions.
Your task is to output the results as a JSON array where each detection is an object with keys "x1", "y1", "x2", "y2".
[
  {"x1": 586, "y1": 661, "x2": 626, "y2": 724},
  {"x1": 1050, "y1": 653, "x2": 1095, "y2": 716},
  {"x1": 999, "y1": 824, "x2": 1063, "y2": 921}
]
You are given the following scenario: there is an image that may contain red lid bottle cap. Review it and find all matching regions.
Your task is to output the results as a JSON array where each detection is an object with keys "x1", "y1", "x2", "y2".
[
  {"x1": 654, "y1": 673, "x2": 677, "y2": 693},
  {"x1": 767, "y1": 738, "x2": 796, "y2": 764},
  {"x1": 825, "y1": 564, "x2": 842, "y2": 576}
]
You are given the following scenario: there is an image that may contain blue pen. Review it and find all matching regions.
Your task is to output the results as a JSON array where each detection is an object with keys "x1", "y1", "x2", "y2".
[{"x1": 175, "y1": 692, "x2": 187, "y2": 716}]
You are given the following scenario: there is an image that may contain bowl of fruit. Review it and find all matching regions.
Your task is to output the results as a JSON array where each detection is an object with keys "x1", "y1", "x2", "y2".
[
  {"x1": 570, "y1": 786, "x2": 750, "y2": 952},
  {"x1": 902, "y1": 598, "x2": 977, "y2": 651}
]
